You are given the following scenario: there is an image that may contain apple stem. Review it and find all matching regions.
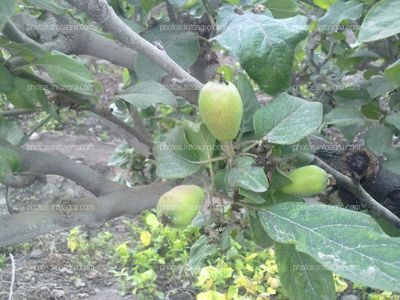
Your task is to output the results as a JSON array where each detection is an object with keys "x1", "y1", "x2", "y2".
[{"x1": 222, "y1": 141, "x2": 235, "y2": 166}]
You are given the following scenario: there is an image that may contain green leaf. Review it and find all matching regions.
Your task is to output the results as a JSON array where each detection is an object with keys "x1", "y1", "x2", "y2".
[
  {"x1": 254, "y1": 93, "x2": 323, "y2": 144},
  {"x1": 0, "y1": 65, "x2": 15, "y2": 93},
  {"x1": 269, "y1": 169, "x2": 293, "y2": 192},
  {"x1": 24, "y1": 0, "x2": 66, "y2": 14},
  {"x1": 367, "y1": 76, "x2": 394, "y2": 98},
  {"x1": 313, "y1": 0, "x2": 336, "y2": 10},
  {"x1": 0, "y1": 157, "x2": 12, "y2": 179},
  {"x1": 183, "y1": 121, "x2": 216, "y2": 162},
  {"x1": 318, "y1": 0, "x2": 363, "y2": 33},
  {"x1": 118, "y1": 81, "x2": 176, "y2": 109},
  {"x1": 385, "y1": 112, "x2": 400, "y2": 131},
  {"x1": 213, "y1": 13, "x2": 308, "y2": 95},
  {"x1": 228, "y1": 157, "x2": 268, "y2": 192},
  {"x1": 323, "y1": 108, "x2": 366, "y2": 127},
  {"x1": 0, "y1": 0, "x2": 16, "y2": 31},
  {"x1": 189, "y1": 235, "x2": 218, "y2": 270},
  {"x1": 0, "y1": 117, "x2": 24, "y2": 145},
  {"x1": 249, "y1": 210, "x2": 273, "y2": 248},
  {"x1": 0, "y1": 37, "x2": 46, "y2": 62},
  {"x1": 24, "y1": 52, "x2": 97, "y2": 95},
  {"x1": 259, "y1": 202, "x2": 400, "y2": 293},
  {"x1": 275, "y1": 242, "x2": 336, "y2": 300},
  {"x1": 0, "y1": 146, "x2": 21, "y2": 173},
  {"x1": 365, "y1": 124, "x2": 393, "y2": 156},
  {"x1": 5, "y1": 78, "x2": 45, "y2": 109},
  {"x1": 358, "y1": 0, "x2": 400, "y2": 42},
  {"x1": 235, "y1": 73, "x2": 260, "y2": 133},
  {"x1": 264, "y1": 0, "x2": 301, "y2": 18},
  {"x1": 385, "y1": 59, "x2": 400, "y2": 89},
  {"x1": 154, "y1": 127, "x2": 201, "y2": 179},
  {"x1": 239, "y1": 188, "x2": 266, "y2": 204},
  {"x1": 136, "y1": 24, "x2": 200, "y2": 81}
]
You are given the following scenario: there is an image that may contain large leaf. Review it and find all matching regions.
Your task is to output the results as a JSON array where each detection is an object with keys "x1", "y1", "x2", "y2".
[
  {"x1": 118, "y1": 81, "x2": 176, "y2": 109},
  {"x1": 136, "y1": 24, "x2": 200, "y2": 81},
  {"x1": 358, "y1": 0, "x2": 400, "y2": 43},
  {"x1": 23, "y1": 52, "x2": 98, "y2": 95},
  {"x1": 154, "y1": 127, "x2": 201, "y2": 179},
  {"x1": 365, "y1": 124, "x2": 393, "y2": 156},
  {"x1": 275, "y1": 242, "x2": 336, "y2": 300},
  {"x1": 254, "y1": 93, "x2": 323, "y2": 144},
  {"x1": 318, "y1": 0, "x2": 363, "y2": 33},
  {"x1": 213, "y1": 13, "x2": 308, "y2": 95},
  {"x1": 259, "y1": 202, "x2": 400, "y2": 292},
  {"x1": 235, "y1": 73, "x2": 260, "y2": 133},
  {"x1": 264, "y1": 0, "x2": 301, "y2": 18},
  {"x1": 228, "y1": 157, "x2": 268, "y2": 192},
  {"x1": 0, "y1": 0, "x2": 15, "y2": 30}
]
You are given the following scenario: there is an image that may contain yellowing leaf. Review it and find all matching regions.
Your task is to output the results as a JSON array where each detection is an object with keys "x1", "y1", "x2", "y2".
[
  {"x1": 144, "y1": 213, "x2": 159, "y2": 229},
  {"x1": 196, "y1": 290, "x2": 226, "y2": 300},
  {"x1": 140, "y1": 231, "x2": 152, "y2": 247},
  {"x1": 67, "y1": 238, "x2": 78, "y2": 252}
]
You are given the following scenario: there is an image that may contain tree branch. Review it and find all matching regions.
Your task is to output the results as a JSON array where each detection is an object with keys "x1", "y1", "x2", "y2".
[
  {"x1": 0, "y1": 138, "x2": 122, "y2": 197},
  {"x1": 0, "y1": 181, "x2": 175, "y2": 247},
  {"x1": 64, "y1": 0, "x2": 203, "y2": 92},
  {"x1": 312, "y1": 155, "x2": 400, "y2": 228}
]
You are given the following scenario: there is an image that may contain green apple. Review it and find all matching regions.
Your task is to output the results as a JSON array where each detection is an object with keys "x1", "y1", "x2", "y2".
[
  {"x1": 280, "y1": 165, "x2": 329, "y2": 197},
  {"x1": 199, "y1": 81, "x2": 243, "y2": 142},
  {"x1": 183, "y1": 0, "x2": 198, "y2": 9},
  {"x1": 156, "y1": 185, "x2": 205, "y2": 227}
]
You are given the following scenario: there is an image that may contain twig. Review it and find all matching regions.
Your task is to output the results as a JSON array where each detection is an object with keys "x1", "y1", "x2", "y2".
[
  {"x1": 0, "y1": 109, "x2": 38, "y2": 117},
  {"x1": 8, "y1": 253, "x2": 15, "y2": 300},
  {"x1": 312, "y1": 155, "x2": 400, "y2": 228}
]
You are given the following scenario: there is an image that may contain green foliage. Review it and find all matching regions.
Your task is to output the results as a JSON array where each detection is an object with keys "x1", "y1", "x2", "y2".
[{"x1": 3, "y1": 0, "x2": 400, "y2": 299}]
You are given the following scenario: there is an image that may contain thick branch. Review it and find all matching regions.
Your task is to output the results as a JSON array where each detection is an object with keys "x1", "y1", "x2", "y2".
[
  {"x1": 0, "y1": 138, "x2": 121, "y2": 197},
  {"x1": 0, "y1": 181, "x2": 175, "y2": 247},
  {"x1": 64, "y1": 0, "x2": 203, "y2": 91},
  {"x1": 313, "y1": 155, "x2": 400, "y2": 228}
]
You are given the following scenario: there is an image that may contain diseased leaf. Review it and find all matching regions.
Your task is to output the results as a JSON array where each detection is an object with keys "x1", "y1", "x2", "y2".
[{"x1": 259, "y1": 202, "x2": 400, "y2": 293}]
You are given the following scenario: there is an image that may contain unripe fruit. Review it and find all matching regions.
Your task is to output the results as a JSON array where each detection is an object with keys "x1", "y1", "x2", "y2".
[
  {"x1": 156, "y1": 185, "x2": 205, "y2": 227},
  {"x1": 199, "y1": 81, "x2": 243, "y2": 142},
  {"x1": 280, "y1": 165, "x2": 329, "y2": 197},
  {"x1": 0, "y1": 146, "x2": 21, "y2": 173},
  {"x1": 183, "y1": 0, "x2": 198, "y2": 9}
]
